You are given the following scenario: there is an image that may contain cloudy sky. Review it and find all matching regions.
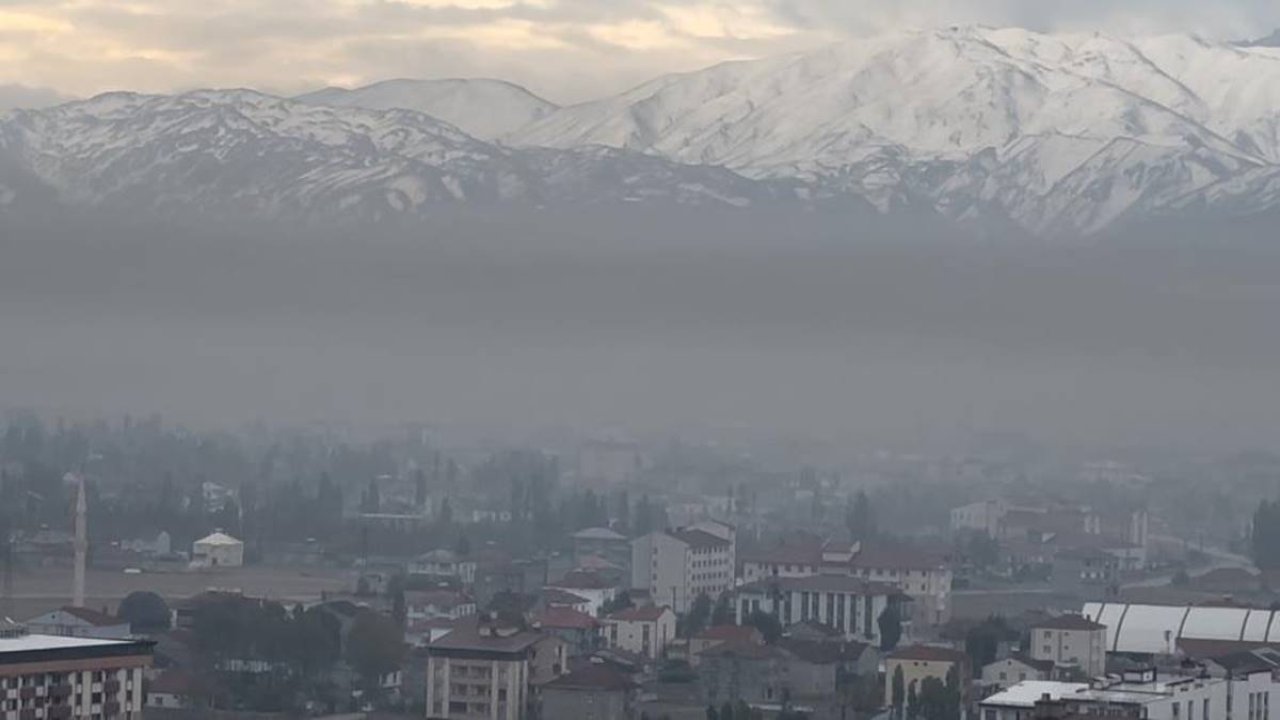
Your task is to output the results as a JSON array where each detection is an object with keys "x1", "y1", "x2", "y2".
[{"x1": 0, "y1": 0, "x2": 1276, "y2": 105}]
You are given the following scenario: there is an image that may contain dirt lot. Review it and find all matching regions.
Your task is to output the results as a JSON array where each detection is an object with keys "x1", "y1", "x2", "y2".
[{"x1": 1, "y1": 565, "x2": 351, "y2": 620}]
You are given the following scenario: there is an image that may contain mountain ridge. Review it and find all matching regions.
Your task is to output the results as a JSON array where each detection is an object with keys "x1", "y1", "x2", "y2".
[{"x1": 5, "y1": 27, "x2": 1280, "y2": 237}]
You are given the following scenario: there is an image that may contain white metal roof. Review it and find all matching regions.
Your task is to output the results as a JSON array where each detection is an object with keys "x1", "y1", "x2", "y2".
[
  {"x1": 981, "y1": 682, "x2": 1090, "y2": 708},
  {"x1": 0, "y1": 634, "x2": 135, "y2": 654},
  {"x1": 194, "y1": 532, "x2": 242, "y2": 546},
  {"x1": 1083, "y1": 602, "x2": 1280, "y2": 654}
]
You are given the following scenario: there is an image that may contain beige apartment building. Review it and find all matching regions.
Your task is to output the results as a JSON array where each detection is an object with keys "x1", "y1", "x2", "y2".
[{"x1": 1030, "y1": 615, "x2": 1106, "y2": 679}]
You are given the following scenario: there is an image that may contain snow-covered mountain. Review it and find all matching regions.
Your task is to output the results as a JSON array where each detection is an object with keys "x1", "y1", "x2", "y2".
[
  {"x1": 510, "y1": 27, "x2": 1280, "y2": 235},
  {"x1": 6, "y1": 27, "x2": 1280, "y2": 236},
  {"x1": 0, "y1": 90, "x2": 801, "y2": 221},
  {"x1": 296, "y1": 78, "x2": 558, "y2": 141}
]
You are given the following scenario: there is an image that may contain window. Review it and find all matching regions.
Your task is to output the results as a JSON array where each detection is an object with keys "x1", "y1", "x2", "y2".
[
  {"x1": 1044, "y1": 631, "x2": 1052, "y2": 639},
  {"x1": 1204, "y1": 698, "x2": 1210, "y2": 720},
  {"x1": 1189, "y1": 700, "x2": 1195, "y2": 720},
  {"x1": 1174, "y1": 702, "x2": 1181, "y2": 720},
  {"x1": 999, "y1": 672, "x2": 1007, "y2": 680}
]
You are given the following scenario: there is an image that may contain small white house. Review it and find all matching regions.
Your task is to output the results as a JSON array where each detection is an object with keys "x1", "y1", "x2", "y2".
[{"x1": 192, "y1": 532, "x2": 244, "y2": 568}]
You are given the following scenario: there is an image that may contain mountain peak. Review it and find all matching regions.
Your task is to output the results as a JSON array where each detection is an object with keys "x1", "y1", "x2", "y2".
[{"x1": 296, "y1": 78, "x2": 558, "y2": 140}]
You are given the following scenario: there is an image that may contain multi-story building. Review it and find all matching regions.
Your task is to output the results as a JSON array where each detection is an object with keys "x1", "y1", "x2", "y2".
[
  {"x1": 424, "y1": 615, "x2": 567, "y2": 720},
  {"x1": 733, "y1": 575, "x2": 901, "y2": 645},
  {"x1": 406, "y1": 590, "x2": 477, "y2": 624},
  {"x1": 980, "y1": 668, "x2": 1280, "y2": 720},
  {"x1": 631, "y1": 522, "x2": 734, "y2": 614},
  {"x1": 570, "y1": 528, "x2": 631, "y2": 575},
  {"x1": 410, "y1": 550, "x2": 478, "y2": 586},
  {"x1": 736, "y1": 539, "x2": 952, "y2": 628},
  {"x1": 1030, "y1": 615, "x2": 1106, "y2": 679},
  {"x1": 0, "y1": 621, "x2": 153, "y2": 720},
  {"x1": 849, "y1": 546, "x2": 953, "y2": 626},
  {"x1": 600, "y1": 606, "x2": 676, "y2": 660}
]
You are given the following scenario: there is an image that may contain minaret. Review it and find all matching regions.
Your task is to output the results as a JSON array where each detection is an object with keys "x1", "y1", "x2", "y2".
[{"x1": 73, "y1": 477, "x2": 87, "y2": 608}]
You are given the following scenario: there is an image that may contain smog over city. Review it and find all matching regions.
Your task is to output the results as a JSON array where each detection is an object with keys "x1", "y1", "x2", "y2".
[{"x1": 3, "y1": 2, "x2": 1280, "y2": 719}]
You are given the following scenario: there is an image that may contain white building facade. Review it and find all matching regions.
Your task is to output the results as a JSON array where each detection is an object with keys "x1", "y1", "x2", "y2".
[
  {"x1": 631, "y1": 523, "x2": 734, "y2": 614},
  {"x1": 733, "y1": 575, "x2": 899, "y2": 645}
]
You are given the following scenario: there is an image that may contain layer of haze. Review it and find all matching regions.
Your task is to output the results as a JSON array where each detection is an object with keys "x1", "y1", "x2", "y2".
[{"x1": 4, "y1": 214, "x2": 1280, "y2": 451}]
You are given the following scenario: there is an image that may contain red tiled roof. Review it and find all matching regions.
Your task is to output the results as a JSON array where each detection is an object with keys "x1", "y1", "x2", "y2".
[
  {"x1": 695, "y1": 625, "x2": 761, "y2": 643},
  {"x1": 607, "y1": 606, "x2": 672, "y2": 623},
  {"x1": 551, "y1": 571, "x2": 616, "y2": 590},
  {"x1": 545, "y1": 664, "x2": 635, "y2": 691},
  {"x1": 537, "y1": 607, "x2": 600, "y2": 631},
  {"x1": 542, "y1": 588, "x2": 592, "y2": 606},
  {"x1": 889, "y1": 645, "x2": 968, "y2": 663},
  {"x1": 697, "y1": 638, "x2": 779, "y2": 660},
  {"x1": 742, "y1": 542, "x2": 823, "y2": 566},
  {"x1": 671, "y1": 529, "x2": 730, "y2": 549},
  {"x1": 851, "y1": 546, "x2": 946, "y2": 571},
  {"x1": 61, "y1": 606, "x2": 124, "y2": 626}
]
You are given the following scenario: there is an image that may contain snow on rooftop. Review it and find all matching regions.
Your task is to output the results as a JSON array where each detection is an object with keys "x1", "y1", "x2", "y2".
[
  {"x1": 0, "y1": 633, "x2": 137, "y2": 654},
  {"x1": 982, "y1": 681, "x2": 1090, "y2": 708}
]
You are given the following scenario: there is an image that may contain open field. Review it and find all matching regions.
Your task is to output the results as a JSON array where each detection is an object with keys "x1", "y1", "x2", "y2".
[{"x1": 1, "y1": 565, "x2": 351, "y2": 620}]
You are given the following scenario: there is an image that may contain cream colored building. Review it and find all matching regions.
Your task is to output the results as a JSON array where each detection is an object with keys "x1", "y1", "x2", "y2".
[
  {"x1": 884, "y1": 645, "x2": 970, "y2": 706},
  {"x1": 1030, "y1": 615, "x2": 1106, "y2": 679},
  {"x1": 600, "y1": 606, "x2": 676, "y2": 660}
]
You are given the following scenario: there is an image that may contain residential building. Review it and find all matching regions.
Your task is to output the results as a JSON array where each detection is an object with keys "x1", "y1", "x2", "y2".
[
  {"x1": 951, "y1": 500, "x2": 1009, "y2": 537},
  {"x1": 534, "y1": 607, "x2": 600, "y2": 657},
  {"x1": 544, "y1": 571, "x2": 620, "y2": 618},
  {"x1": 697, "y1": 639, "x2": 788, "y2": 708},
  {"x1": 631, "y1": 523, "x2": 734, "y2": 614},
  {"x1": 600, "y1": 606, "x2": 676, "y2": 660},
  {"x1": 571, "y1": 528, "x2": 631, "y2": 575},
  {"x1": 410, "y1": 550, "x2": 478, "y2": 586},
  {"x1": 425, "y1": 615, "x2": 567, "y2": 720},
  {"x1": 739, "y1": 540, "x2": 826, "y2": 584},
  {"x1": 689, "y1": 626, "x2": 763, "y2": 666},
  {"x1": 406, "y1": 590, "x2": 477, "y2": 624},
  {"x1": 734, "y1": 575, "x2": 901, "y2": 645},
  {"x1": 778, "y1": 638, "x2": 879, "y2": 700},
  {"x1": 541, "y1": 665, "x2": 636, "y2": 720},
  {"x1": 144, "y1": 671, "x2": 195, "y2": 710},
  {"x1": 849, "y1": 546, "x2": 953, "y2": 626},
  {"x1": 24, "y1": 607, "x2": 132, "y2": 640},
  {"x1": 1030, "y1": 615, "x2": 1106, "y2": 679},
  {"x1": 0, "y1": 621, "x2": 154, "y2": 720},
  {"x1": 540, "y1": 589, "x2": 593, "y2": 616},
  {"x1": 981, "y1": 654, "x2": 1056, "y2": 691},
  {"x1": 190, "y1": 531, "x2": 243, "y2": 568},
  {"x1": 1051, "y1": 548, "x2": 1121, "y2": 599},
  {"x1": 980, "y1": 668, "x2": 1280, "y2": 720},
  {"x1": 884, "y1": 645, "x2": 971, "y2": 707}
]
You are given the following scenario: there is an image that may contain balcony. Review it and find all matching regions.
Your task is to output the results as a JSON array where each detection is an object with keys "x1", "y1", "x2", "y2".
[
  {"x1": 103, "y1": 701, "x2": 121, "y2": 715},
  {"x1": 19, "y1": 687, "x2": 36, "y2": 700},
  {"x1": 48, "y1": 685, "x2": 73, "y2": 700},
  {"x1": 104, "y1": 680, "x2": 121, "y2": 693},
  {"x1": 47, "y1": 705, "x2": 72, "y2": 720}
]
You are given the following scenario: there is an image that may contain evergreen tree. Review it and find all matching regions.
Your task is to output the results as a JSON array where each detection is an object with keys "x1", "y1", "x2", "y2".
[
  {"x1": 879, "y1": 601, "x2": 903, "y2": 650},
  {"x1": 711, "y1": 593, "x2": 735, "y2": 627},
  {"x1": 892, "y1": 666, "x2": 906, "y2": 718}
]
